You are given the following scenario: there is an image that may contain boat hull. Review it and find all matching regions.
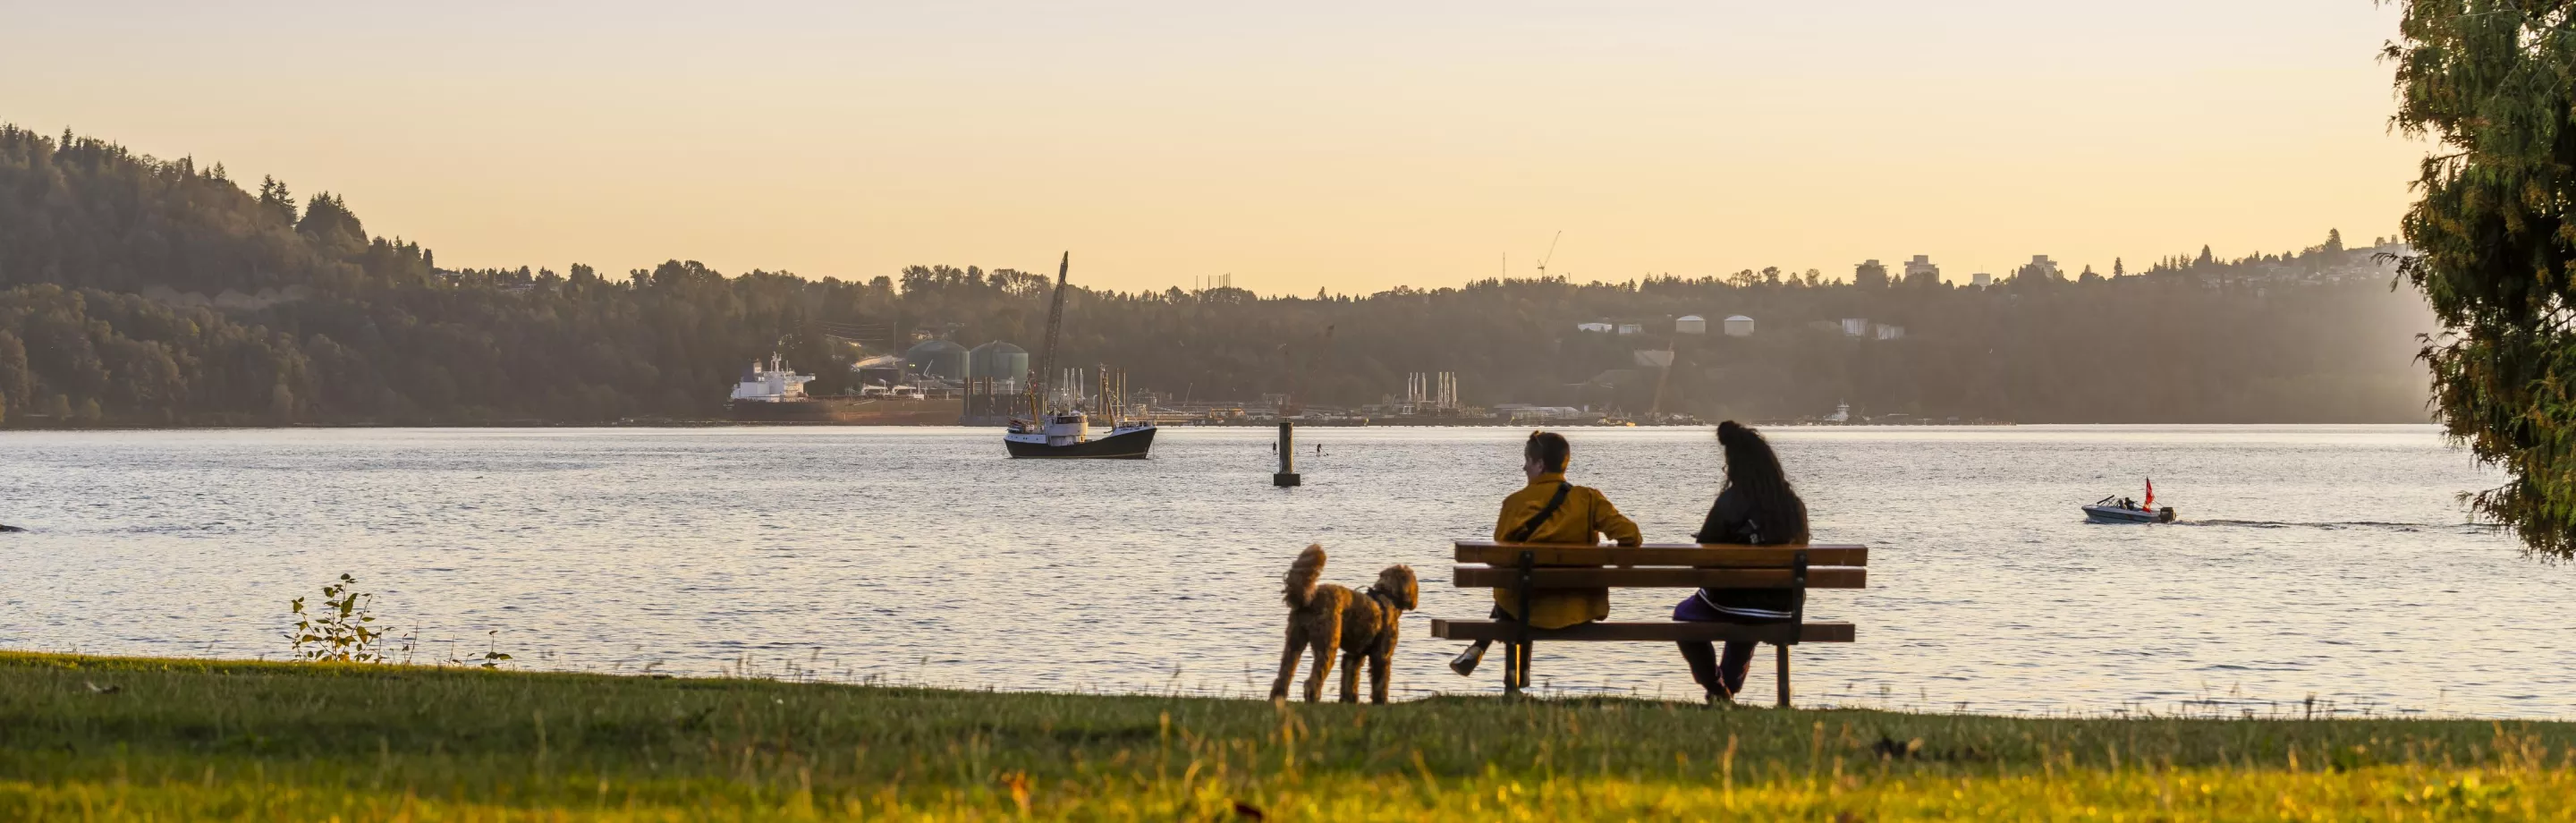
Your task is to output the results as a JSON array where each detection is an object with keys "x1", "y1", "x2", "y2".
[
  {"x1": 2083, "y1": 505, "x2": 2175, "y2": 524},
  {"x1": 1004, "y1": 426, "x2": 1157, "y2": 459},
  {"x1": 729, "y1": 397, "x2": 962, "y2": 425}
]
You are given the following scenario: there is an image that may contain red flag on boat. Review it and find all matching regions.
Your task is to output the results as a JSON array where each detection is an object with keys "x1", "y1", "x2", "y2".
[{"x1": 2144, "y1": 478, "x2": 2155, "y2": 509}]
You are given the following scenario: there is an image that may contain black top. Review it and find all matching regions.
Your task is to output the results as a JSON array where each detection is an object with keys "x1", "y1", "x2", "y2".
[{"x1": 1691, "y1": 487, "x2": 1805, "y2": 620}]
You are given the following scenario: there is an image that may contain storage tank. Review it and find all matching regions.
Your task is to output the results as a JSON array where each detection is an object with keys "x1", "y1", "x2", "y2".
[
  {"x1": 1724, "y1": 315, "x2": 1755, "y2": 337},
  {"x1": 968, "y1": 341, "x2": 1030, "y2": 388},
  {"x1": 1674, "y1": 315, "x2": 1707, "y2": 335},
  {"x1": 904, "y1": 339, "x2": 970, "y2": 381}
]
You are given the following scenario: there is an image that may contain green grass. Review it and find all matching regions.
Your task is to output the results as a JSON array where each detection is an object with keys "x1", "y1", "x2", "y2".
[{"x1": 1, "y1": 651, "x2": 2571, "y2": 820}]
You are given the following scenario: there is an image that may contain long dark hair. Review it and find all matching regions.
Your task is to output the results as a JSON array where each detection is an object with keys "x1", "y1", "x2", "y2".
[{"x1": 1717, "y1": 420, "x2": 1809, "y2": 544}]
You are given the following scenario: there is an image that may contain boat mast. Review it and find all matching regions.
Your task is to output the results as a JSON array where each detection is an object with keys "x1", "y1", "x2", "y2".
[{"x1": 1032, "y1": 252, "x2": 1071, "y2": 416}]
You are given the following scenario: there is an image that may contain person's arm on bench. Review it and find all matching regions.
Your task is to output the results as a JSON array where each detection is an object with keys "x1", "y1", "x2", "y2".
[{"x1": 1589, "y1": 489, "x2": 1642, "y2": 547}]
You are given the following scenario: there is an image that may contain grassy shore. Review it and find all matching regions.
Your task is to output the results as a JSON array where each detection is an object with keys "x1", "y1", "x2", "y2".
[{"x1": 0, "y1": 651, "x2": 2568, "y2": 820}]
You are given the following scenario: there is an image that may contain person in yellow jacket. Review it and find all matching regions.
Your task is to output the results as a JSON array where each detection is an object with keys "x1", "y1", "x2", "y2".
[{"x1": 1450, "y1": 430, "x2": 1642, "y2": 677}]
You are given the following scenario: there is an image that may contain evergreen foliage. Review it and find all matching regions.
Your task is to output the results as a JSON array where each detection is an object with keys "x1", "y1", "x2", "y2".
[
  {"x1": 2388, "y1": 0, "x2": 2576, "y2": 556},
  {"x1": 0, "y1": 124, "x2": 2436, "y2": 428}
]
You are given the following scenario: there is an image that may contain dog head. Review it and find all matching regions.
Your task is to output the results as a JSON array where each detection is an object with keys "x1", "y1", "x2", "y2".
[{"x1": 1374, "y1": 564, "x2": 1419, "y2": 611}]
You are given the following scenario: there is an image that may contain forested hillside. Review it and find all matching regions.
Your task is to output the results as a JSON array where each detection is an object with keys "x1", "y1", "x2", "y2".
[{"x1": 0, "y1": 124, "x2": 2433, "y2": 426}]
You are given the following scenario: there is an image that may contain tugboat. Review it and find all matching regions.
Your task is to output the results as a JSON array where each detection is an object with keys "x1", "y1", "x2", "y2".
[
  {"x1": 1004, "y1": 252, "x2": 1157, "y2": 459},
  {"x1": 2082, "y1": 479, "x2": 2175, "y2": 523}
]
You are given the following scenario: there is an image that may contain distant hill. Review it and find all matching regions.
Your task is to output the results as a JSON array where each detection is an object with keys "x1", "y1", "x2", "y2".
[{"x1": 0, "y1": 124, "x2": 2436, "y2": 426}]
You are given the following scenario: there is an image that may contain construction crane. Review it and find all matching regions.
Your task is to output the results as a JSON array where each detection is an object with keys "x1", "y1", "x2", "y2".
[
  {"x1": 1030, "y1": 252, "x2": 1071, "y2": 418},
  {"x1": 1535, "y1": 231, "x2": 1563, "y2": 279}
]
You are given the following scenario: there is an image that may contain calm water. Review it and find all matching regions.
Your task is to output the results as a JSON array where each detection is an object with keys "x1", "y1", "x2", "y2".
[{"x1": 0, "y1": 425, "x2": 2558, "y2": 717}]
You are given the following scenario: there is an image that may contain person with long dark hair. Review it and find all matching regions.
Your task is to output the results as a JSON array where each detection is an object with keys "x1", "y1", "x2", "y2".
[{"x1": 1675, "y1": 420, "x2": 1810, "y2": 704}]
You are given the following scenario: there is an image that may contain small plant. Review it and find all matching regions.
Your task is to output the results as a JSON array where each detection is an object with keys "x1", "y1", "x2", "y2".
[
  {"x1": 449, "y1": 629, "x2": 513, "y2": 669},
  {"x1": 286, "y1": 573, "x2": 386, "y2": 663}
]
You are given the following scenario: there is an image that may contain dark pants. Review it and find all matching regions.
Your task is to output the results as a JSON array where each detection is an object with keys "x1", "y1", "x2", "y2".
[{"x1": 1672, "y1": 595, "x2": 1779, "y2": 699}]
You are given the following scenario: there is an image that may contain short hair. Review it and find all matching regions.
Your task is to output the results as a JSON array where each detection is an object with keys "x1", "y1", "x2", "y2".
[{"x1": 1524, "y1": 430, "x2": 1571, "y2": 473}]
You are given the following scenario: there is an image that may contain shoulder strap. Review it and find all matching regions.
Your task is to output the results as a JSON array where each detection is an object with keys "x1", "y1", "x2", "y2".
[{"x1": 1506, "y1": 481, "x2": 1576, "y2": 543}]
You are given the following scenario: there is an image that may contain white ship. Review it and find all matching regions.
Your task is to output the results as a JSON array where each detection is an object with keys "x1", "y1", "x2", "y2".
[{"x1": 730, "y1": 353, "x2": 814, "y2": 403}]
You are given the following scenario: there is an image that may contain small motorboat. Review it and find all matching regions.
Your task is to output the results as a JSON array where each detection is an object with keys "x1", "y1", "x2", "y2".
[
  {"x1": 2083, "y1": 479, "x2": 2174, "y2": 523},
  {"x1": 2083, "y1": 497, "x2": 2174, "y2": 523}
]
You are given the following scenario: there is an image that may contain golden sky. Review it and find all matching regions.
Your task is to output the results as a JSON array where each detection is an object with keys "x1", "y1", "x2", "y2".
[{"x1": 4, "y1": 1, "x2": 2418, "y2": 293}]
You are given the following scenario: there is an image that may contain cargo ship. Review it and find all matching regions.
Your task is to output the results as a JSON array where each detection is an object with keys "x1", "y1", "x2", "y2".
[{"x1": 726, "y1": 353, "x2": 962, "y2": 424}]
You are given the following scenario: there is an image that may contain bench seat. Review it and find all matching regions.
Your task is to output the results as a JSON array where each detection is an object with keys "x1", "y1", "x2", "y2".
[
  {"x1": 1430, "y1": 618, "x2": 1854, "y2": 644},
  {"x1": 1444, "y1": 540, "x2": 1869, "y2": 706}
]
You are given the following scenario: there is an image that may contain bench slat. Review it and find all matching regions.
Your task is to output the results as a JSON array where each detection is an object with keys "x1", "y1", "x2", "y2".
[
  {"x1": 1455, "y1": 542, "x2": 1868, "y2": 567},
  {"x1": 1452, "y1": 565, "x2": 1867, "y2": 590},
  {"x1": 1430, "y1": 619, "x2": 1855, "y2": 643}
]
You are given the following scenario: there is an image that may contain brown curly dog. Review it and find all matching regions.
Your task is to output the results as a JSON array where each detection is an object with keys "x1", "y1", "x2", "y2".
[{"x1": 1268, "y1": 544, "x2": 1419, "y2": 703}]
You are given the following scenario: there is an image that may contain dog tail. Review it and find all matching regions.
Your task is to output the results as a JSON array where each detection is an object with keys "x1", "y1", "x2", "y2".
[{"x1": 1284, "y1": 544, "x2": 1326, "y2": 608}]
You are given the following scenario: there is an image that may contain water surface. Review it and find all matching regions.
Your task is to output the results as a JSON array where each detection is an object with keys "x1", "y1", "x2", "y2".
[{"x1": 1, "y1": 425, "x2": 2554, "y2": 717}]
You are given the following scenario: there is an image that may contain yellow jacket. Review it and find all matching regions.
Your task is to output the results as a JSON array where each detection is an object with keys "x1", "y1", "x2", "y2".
[{"x1": 1490, "y1": 472, "x2": 1642, "y2": 629}]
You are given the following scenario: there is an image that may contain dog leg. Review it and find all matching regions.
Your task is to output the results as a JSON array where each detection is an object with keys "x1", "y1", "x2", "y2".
[
  {"x1": 1339, "y1": 650, "x2": 1363, "y2": 702},
  {"x1": 1370, "y1": 640, "x2": 1394, "y2": 704},
  {"x1": 1269, "y1": 624, "x2": 1307, "y2": 700},
  {"x1": 1304, "y1": 622, "x2": 1339, "y2": 702}
]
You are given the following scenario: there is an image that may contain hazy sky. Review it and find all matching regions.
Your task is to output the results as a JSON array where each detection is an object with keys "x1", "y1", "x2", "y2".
[{"x1": 5, "y1": 1, "x2": 2417, "y2": 293}]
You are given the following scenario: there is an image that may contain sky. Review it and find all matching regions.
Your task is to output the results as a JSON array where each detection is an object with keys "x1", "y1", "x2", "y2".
[{"x1": 3, "y1": 1, "x2": 2420, "y2": 294}]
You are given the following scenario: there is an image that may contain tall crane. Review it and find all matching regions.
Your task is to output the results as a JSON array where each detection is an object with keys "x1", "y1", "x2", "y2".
[
  {"x1": 1535, "y1": 231, "x2": 1563, "y2": 279},
  {"x1": 1030, "y1": 252, "x2": 1071, "y2": 417}
]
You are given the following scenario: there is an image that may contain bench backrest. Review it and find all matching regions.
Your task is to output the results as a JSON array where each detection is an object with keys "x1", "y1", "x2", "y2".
[{"x1": 1451, "y1": 540, "x2": 1868, "y2": 590}]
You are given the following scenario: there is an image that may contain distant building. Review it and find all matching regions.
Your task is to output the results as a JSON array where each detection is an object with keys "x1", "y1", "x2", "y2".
[
  {"x1": 1674, "y1": 315, "x2": 1707, "y2": 335},
  {"x1": 904, "y1": 339, "x2": 970, "y2": 381},
  {"x1": 1616, "y1": 323, "x2": 1644, "y2": 335},
  {"x1": 1902, "y1": 255, "x2": 1940, "y2": 286},
  {"x1": 1842, "y1": 318, "x2": 1868, "y2": 336},
  {"x1": 852, "y1": 355, "x2": 906, "y2": 393},
  {"x1": 1576, "y1": 322, "x2": 1614, "y2": 334},
  {"x1": 2018, "y1": 255, "x2": 2061, "y2": 281},
  {"x1": 1724, "y1": 315, "x2": 1755, "y2": 336},
  {"x1": 1971, "y1": 272, "x2": 1993, "y2": 287},
  {"x1": 1874, "y1": 324, "x2": 1905, "y2": 341}
]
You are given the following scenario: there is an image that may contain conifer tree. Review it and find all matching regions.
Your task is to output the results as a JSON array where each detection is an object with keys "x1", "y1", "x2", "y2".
[
  {"x1": 2390, "y1": 0, "x2": 2576, "y2": 556},
  {"x1": 1852, "y1": 259, "x2": 1889, "y2": 289},
  {"x1": 257, "y1": 176, "x2": 297, "y2": 225}
]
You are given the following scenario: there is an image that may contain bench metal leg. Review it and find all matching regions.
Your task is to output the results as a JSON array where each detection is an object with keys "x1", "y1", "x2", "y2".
[
  {"x1": 1510, "y1": 549, "x2": 1533, "y2": 698},
  {"x1": 1775, "y1": 644, "x2": 1792, "y2": 708}
]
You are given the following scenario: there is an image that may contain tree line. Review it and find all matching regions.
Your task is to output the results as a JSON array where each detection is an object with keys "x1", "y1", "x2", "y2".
[{"x1": 0, "y1": 123, "x2": 2432, "y2": 427}]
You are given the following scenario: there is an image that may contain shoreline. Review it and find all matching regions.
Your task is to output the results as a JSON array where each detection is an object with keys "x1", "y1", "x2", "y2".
[
  {"x1": 4, "y1": 650, "x2": 2571, "y2": 819},
  {"x1": 0, "y1": 420, "x2": 2447, "y2": 432}
]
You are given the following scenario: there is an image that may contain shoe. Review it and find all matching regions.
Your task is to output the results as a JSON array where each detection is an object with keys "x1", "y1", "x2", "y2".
[{"x1": 1449, "y1": 642, "x2": 1487, "y2": 677}]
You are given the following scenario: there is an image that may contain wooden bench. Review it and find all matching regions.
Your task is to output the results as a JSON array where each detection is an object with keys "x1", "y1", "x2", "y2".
[{"x1": 1429, "y1": 540, "x2": 1868, "y2": 706}]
